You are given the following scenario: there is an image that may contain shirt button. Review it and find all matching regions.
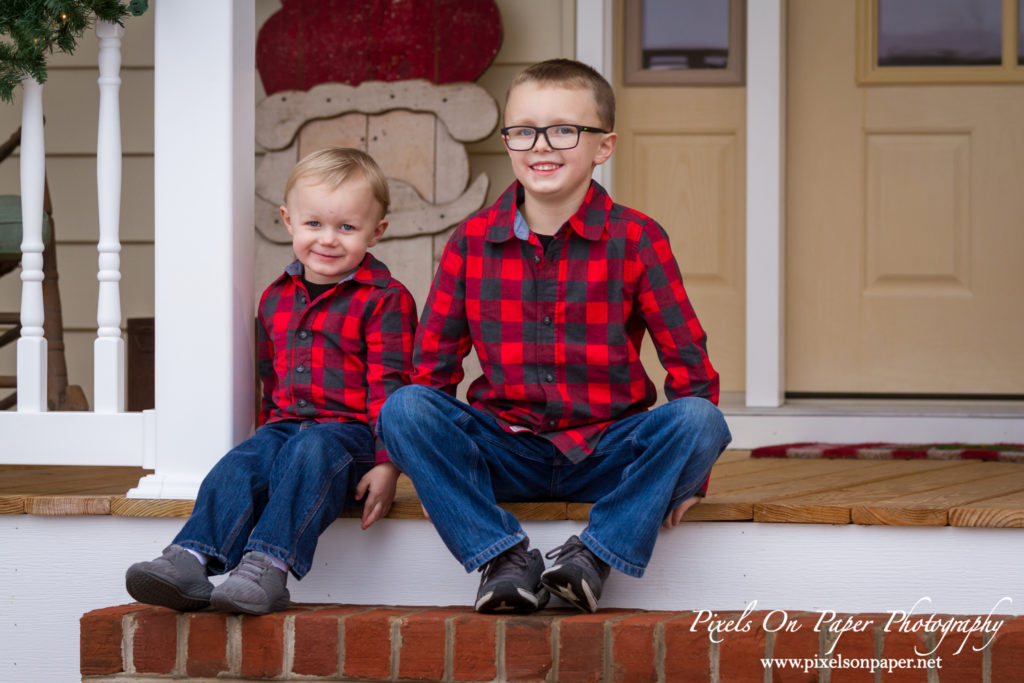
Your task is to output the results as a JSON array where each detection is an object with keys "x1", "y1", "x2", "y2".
[
  {"x1": 534, "y1": 255, "x2": 541, "y2": 264},
  {"x1": 548, "y1": 419, "x2": 556, "y2": 427},
  {"x1": 298, "y1": 330, "x2": 309, "y2": 340},
  {"x1": 543, "y1": 316, "x2": 552, "y2": 325},
  {"x1": 545, "y1": 373, "x2": 554, "y2": 383},
  {"x1": 297, "y1": 399, "x2": 308, "y2": 407},
  {"x1": 296, "y1": 365, "x2": 306, "y2": 373}
]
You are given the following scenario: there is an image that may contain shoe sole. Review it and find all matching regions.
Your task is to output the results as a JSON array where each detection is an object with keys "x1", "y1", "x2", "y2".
[
  {"x1": 126, "y1": 567, "x2": 211, "y2": 612},
  {"x1": 541, "y1": 565, "x2": 599, "y2": 613},
  {"x1": 475, "y1": 582, "x2": 550, "y2": 614},
  {"x1": 209, "y1": 589, "x2": 291, "y2": 616}
]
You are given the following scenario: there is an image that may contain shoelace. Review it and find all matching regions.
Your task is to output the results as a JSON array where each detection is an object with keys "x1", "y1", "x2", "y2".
[
  {"x1": 545, "y1": 537, "x2": 600, "y2": 571},
  {"x1": 479, "y1": 544, "x2": 531, "y2": 582},
  {"x1": 230, "y1": 554, "x2": 269, "y2": 582}
]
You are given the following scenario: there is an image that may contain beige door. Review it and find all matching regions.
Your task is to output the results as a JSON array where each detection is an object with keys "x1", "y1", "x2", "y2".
[
  {"x1": 787, "y1": 1, "x2": 1024, "y2": 395},
  {"x1": 612, "y1": 0, "x2": 747, "y2": 394}
]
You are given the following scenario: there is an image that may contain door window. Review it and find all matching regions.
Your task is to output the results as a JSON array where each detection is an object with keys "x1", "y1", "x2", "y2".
[
  {"x1": 623, "y1": 0, "x2": 745, "y2": 85},
  {"x1": 857, "y1": 0, "x2": 1024, "y2": 82}
]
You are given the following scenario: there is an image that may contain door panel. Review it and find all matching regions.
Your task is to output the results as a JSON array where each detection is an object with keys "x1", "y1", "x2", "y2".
[
  {"x1": 613, "y1": 0, "x2": 746, "y2": 394},
  {"x1": 787, "y1": 0, "x2": 1024, "y2": 394}
]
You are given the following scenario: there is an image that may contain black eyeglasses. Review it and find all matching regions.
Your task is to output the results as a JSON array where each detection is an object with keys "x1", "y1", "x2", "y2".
[{"x1": 500, "y1": 124, "x2": 610, "y2": 151}]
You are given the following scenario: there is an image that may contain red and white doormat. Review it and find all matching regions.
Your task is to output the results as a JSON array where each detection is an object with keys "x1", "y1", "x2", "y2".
[{"x1": 750, "y1": 442, "x2": 1024, "y2": 462}]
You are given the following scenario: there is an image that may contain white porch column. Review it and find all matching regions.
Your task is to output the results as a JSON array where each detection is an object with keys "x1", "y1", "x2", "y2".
[
  {"x1": 94, "y1": 20, "x2": 126, "y2": 413},
  {"x1": 17, "y1": 77, "x2": 47, "y2": 413},
  {"x1": 131, "y1": 0, "x2": 255, "y2": 498},
  {"x1": 745, "y1": 0, "x2": 786, "y2": 407}
]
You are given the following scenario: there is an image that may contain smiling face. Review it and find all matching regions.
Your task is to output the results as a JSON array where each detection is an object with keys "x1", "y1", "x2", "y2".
[
  {"x1": 502, "y1": 81, "x2": 617, "y2": 213},
  {"x1": 280, "y1": 173, "x2": 388, "y2": 285}
]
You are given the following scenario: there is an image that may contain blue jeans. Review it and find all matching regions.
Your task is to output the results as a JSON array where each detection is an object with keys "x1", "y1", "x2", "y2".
[
  {"x1": 173, "y1": 420, "x2": 374, "y2": 578},
  {"x1": 378, "y1": 385, "x2": 731, "y2": 578}
]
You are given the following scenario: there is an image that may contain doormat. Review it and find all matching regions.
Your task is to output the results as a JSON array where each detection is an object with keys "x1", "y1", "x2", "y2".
[{"x1": 750, "y1": 442, "x2": 1024, "y2": 463}]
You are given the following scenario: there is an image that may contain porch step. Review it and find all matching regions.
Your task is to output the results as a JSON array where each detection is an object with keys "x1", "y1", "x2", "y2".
[{"x1": 81, "y1": 603, "x2": 1024, "y2": 682}]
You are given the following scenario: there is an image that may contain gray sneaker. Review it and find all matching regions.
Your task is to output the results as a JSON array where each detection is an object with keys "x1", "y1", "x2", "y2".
[
  {"x1": 125, "y1": 544, "x2": 213, "y2": 611},
  {"x1": 210, "y1": 551, "x2": 290, "y2": 615},
  {"x1": 541, "y1": 535, "x2": 610, "y2": 613},
  {"x1": 475, "y1": 540, "x2": 550, "y2": 614}
]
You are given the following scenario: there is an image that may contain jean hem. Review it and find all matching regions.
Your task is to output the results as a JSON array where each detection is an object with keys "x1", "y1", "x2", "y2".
[
  {"x1": 461, "y1": 531, "x2": 528, "y2": 573},
  {"x1": 580, "y1": 529, "x2": 645, "y2": 578}
]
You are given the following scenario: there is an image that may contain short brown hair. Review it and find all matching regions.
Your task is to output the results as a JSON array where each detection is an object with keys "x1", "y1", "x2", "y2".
[
  {"x1": 505, "y1": 58, "x2": 615, "y2": 131},
  {"x1": 284, "y1": 147, "x2": 390, "y2": 218}
]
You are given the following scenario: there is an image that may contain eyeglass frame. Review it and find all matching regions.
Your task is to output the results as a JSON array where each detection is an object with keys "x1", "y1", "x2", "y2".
[{"x1": 500, "y1": 123, "x2": 610, "y2": 151}]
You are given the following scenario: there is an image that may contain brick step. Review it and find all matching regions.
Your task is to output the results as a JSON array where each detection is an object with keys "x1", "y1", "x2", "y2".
[{"x1": 82, "y1": 603, "x2": 1024, "y2": 682}]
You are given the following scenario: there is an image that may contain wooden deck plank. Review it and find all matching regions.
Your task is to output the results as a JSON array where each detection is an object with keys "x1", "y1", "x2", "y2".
[
  {"x1": 754, "y1": 461, "x2": 981, "y2": 524},
  {"x1": 24, "y1": 495, "x2": 113, "y2": 516},
  {"x1": 851, "y1": 464, "x2": 1024, "y2": 526},
  {"x1": 5, "y1": 455, "x2": 1024, "y2": 528},
  {"x1": 950, "y1": 490, "x2": 1024, "y2": 527},
  {"x1": 709, "y1": 459, "x2": 887, "y2": 494},
  {"x1": 0, "y1": 495, "x2": 25, "y2": 514}
]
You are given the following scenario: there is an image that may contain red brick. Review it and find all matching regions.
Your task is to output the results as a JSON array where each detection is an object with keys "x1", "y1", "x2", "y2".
[
  {"x1": 557, "y1": 612, "x2": 610, "y2": 683},
  {"x1": 825, "y1": 614, "x2": 881, "y2": 683},
  {"x1": 717, "y1": 610, "x2": 767, "y2": 683},
  {"x1": 398, "y1": 607, "x2": 464, "y2": 681},
  {"x1": 504, "y1": 614, "x2": 555, "y2": 681},
  {"x1": 240, "y1": 612, "x2": 287, "y2": 678},
  {"x1": 343, "y1": 607, "x2": 407, "y2": 680},
  {"x1": 612, "y1": 612, "x2": 675, "y2": 683},
  {"x1": 292, "y1": 606, "x2": 358, "y2": 676},
  {"x1": 926, "y1": 615, "x2": 985, "y2": 682},
  {"x1": 767, "y1": 611, "x2": 821, "y2": 683},
  {"x1": 132, "y1": 607, "x2": 178, "y2": 674},
  {"x1": 453, "y1": 612, "x2": 497, "y2": 681},
  {"x1": 185, "y1": 613, "x2": 228, "y2": 678},
  {"x1": 878, "y1": 624, "x2": 929, "y2": 683},
  {"x1": 80, "y1": 604, "x2": 145, "y2": 675},
  {"x1": 989, "y1": 615, "x2": 1024, "y2": 683},
  {"x1": 664, "y1": 614, "x2": 711, "y2": 682}
]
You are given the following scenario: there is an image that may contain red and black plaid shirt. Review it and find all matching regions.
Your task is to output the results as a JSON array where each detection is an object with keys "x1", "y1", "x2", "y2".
[
  {"x1": 258, "y1": 253, "x2": 417, "y2": 463},
  {"x1": 414, "y1": 181, "x2": 719, "y2": 463}
]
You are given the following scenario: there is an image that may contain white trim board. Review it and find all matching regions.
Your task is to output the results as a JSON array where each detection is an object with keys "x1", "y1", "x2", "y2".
[{"x1": 3, "y1": 515, "x2": 1020, "y2": 681}]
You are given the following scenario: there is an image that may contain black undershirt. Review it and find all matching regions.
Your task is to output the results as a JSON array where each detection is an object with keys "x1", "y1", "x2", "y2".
[{"x1": 302, "y1": 278, "x2": 335, "y2": 301}]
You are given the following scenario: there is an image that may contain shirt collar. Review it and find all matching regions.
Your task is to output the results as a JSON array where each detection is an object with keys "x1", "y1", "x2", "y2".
[
  {"x1": 281, "y1": 252, "x2": 392, "y2": 289},
  {"x1": 488, "y1": 180, "x2": 613, "y2": 244}
]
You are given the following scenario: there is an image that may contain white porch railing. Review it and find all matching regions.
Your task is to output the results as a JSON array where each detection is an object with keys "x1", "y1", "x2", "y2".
[{"x1": 1, "y1": 2, "x2": 256, "y2": 501}]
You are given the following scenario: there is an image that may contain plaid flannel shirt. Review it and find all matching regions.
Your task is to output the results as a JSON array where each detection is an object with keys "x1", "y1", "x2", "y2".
[
  {"x1": 258, "y1": 253, "x2": 416, "y2": 463},
  {"x1": 414, "y1": 181, "x2": 719, "y2": 465}
]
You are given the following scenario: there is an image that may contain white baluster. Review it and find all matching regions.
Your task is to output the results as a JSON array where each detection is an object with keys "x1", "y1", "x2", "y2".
[
  {"x1": 94, "y1": 20, "x2": 126, "y2": 413},
  {"x1": 17, "y1": 76, "x2": 47, "y2": 413}
]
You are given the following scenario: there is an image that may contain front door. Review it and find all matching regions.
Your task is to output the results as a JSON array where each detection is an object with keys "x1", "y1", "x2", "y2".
[{"x1": 786, "y1": 0, "x2": 1024, "y2": 395}]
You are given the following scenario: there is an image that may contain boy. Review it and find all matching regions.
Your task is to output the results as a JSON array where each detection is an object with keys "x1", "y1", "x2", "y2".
[
  {"x1": 378, "y1": 59, "x2": 731, "y2": 614},
  {"x1": 126, "y1": 148, "x2": 416, "y2": 615}
]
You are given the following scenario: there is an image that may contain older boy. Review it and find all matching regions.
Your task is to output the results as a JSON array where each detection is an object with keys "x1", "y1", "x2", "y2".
[
  {"x1": 379, "y1": 59, "x2": 731, "y2": 614},
  {"x1": 126, "y1": 148, "x2": 416, "y2": 615}
]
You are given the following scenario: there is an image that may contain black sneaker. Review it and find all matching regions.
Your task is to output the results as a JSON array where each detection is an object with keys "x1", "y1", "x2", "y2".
[
  {"x1": 474, "y1": 540, "x2": 550, "y2": 614},
  {"x1": 125, "y1": 544, "x2": 213, "y2": 611},
  {"x1": 541, "y1": 535, "x2": 610, "y2": 613}
]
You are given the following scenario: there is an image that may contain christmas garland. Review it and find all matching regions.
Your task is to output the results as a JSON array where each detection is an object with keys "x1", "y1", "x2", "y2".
[{"x1": 0, "y1": 0, "x2": 148, "y2": 104}]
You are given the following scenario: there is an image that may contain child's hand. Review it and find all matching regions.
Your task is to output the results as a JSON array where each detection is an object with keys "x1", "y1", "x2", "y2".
[
  {"x1": 662, "y1": 495, "x2": 701, "y2": 529},
  {"x1": 355, "y1": 462, "x2": 401, "y2": 530}
]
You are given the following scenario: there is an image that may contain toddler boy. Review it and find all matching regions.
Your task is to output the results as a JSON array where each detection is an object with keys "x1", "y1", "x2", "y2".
[
  {"x1": 126, "y1": 148, "x2": 416, "y2": 615},
  {"x1": 379, "y1": 59, "x2": 731, "y2": 614}
]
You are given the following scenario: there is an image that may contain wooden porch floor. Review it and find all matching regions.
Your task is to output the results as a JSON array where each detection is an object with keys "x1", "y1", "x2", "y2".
[{"x1": 3, "y1": 450, "x2": 1024, "y2": 526}]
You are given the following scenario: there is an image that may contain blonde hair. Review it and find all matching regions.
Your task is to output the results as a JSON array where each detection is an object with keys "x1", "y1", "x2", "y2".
[
  {"x1": 505, "y1": 58, "x2": 615, "y2": 131},
  {"x1": 284, "y1": 147, "x2": 390, "y2": 218}
]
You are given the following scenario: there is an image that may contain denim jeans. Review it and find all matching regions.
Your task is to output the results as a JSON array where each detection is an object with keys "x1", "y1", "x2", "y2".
[
  {"x1": 173, "y1": 420, "x2": 374, "y2": 578},
  {"x1": 378, "y1": 385, "x2": 731, "y2": 578}
]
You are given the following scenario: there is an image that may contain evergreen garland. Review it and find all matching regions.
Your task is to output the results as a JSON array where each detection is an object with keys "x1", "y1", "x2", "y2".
[{"x1": 0, "y1": 0, "x2": 148, "y2": 104}]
